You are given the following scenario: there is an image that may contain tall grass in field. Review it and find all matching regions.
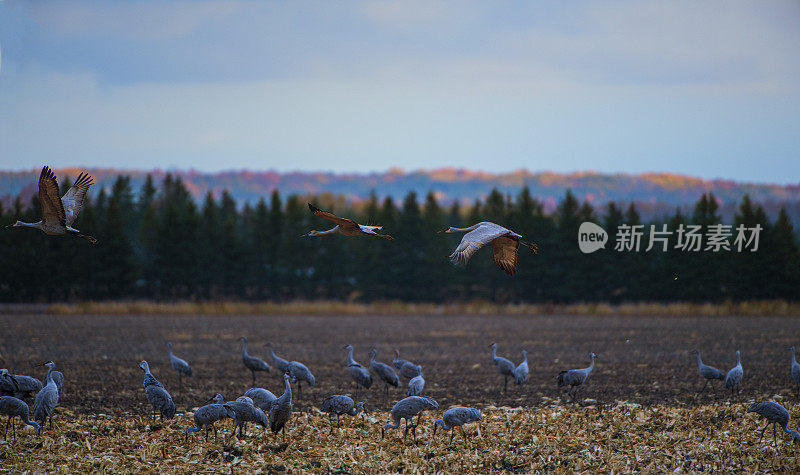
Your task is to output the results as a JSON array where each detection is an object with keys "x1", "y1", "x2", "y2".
[{"x1": 43, "y1": 299, "x2": 800, "y2": 316}]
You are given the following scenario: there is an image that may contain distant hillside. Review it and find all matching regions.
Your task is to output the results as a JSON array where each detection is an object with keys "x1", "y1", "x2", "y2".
[{"x1": 2, "y1": 167, "x2": 799, "y2": 220}]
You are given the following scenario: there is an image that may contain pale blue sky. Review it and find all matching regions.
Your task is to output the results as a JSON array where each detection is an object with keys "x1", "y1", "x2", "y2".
[{"x1": 1, "y1": 1, "x2": 798, "y2": 183}]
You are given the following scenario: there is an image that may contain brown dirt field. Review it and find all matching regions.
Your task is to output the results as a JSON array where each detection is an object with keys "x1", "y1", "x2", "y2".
[{"x1": 2, "y1": 313, "x2": 799, "y2": 414}]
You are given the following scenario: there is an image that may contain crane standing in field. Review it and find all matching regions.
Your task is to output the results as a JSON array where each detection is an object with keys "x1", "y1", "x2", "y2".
[
  {"x1": 185, "y1": 394, "x2": 235, "y2": 441},
  {"x1": 267, "y1": 343, "x2": 291, "y2": 373},
  {"x1": 514, "y1": 350, "x2": 529, "y2": 385},
  {"x1": 287, "y1": 361, "x2": 316, "y2": 399},
  {"x1": 226, "y1": 396, "x2": 269, "y2": 439},
  {"x1": 490, "y1": 343, "x2": 516, "y2": 393},
  {"x1": 725, "y1": 350, "x2": 743, "y2": 397},
  {"x1": 240, "y1": 337, "x2": 270, "y2": 385},
  {"x1": 407, "y1": 367, "x2": 425, "y2": 396},
  {"x1": 320, "y1": 395, "x2": 365, "y2": 433},
  {"x1": 393, "y1": 349, "x2": 422, "y2": 380},
  {"x1": 433, "y1": 406, "x2": 482, "y2": 444},
  {"x1": 0, "y1": 369, "x2": 43, "y2": 400},
  {"x1": 244, "y1": 387, "x2": 277, "y2": 413},
  {"x1": 32, "y1": 361, "x2": 60, "y2": 429},
  {"x1": 303, "y1": 203, "x2": 394, "y2": 240},
  {"x1": 167, "y1": 342, "x2": 193, "y2": 390},
  {"x1": 0, "y1": 396, "x2": 40, "y2": 441},
  {"x1": 269, "y1": 372, "x2": 293, "y2": 442},
  {"x1": 439, "y1": 222, "x2": 538, "y2": 275},
  {"x1": 382, "y1": 396, "x2": 439, "y2": 442},
  {"x1": 557, "y1": 352, "x2": 597, "y2": 403},
  {"x1": 139, "y1": 360, "x2": 176, "y2": 421},
  {"x1": 344, "y1": 345, "x2": 372, "y2": 392},
  {"x1": 370, "y1": 349, "x2": 399, "y2": 396},
  {"x1": 691, "y1": 350, "x2": 725, "y2": 396},
  {"x1": 747, "y1": 401, "x2": 800, "y2": 446},
  {"x1": 790, "y1": 346, "x2": 800, "y2": 398},
  {"x1": 6, "y1": 166, "x2": 97, "y2": 243}
]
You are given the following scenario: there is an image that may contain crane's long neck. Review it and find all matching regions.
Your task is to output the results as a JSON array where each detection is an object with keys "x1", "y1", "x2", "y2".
[
  {"x1": 346, "y1": 347, "x2": 355, "y2": 365},
  {"x1": 241, "y1": 341, "x2": 248, "y2": 358},
  {"x1": 448, "y1": 224, "x2": 481, "y2": 233},
  {"x1": 736, "y1": 351, "x2": 741, "y2": 366},
  {"x1": 588, "y1": 355, "x2": 595, "y2": 372},
  {"x1": 350, "y1": 403, "x2": 364, "y2": 417},
  {"x1": 522, "y1": 352, "x2": 527, "y2": 364},
  {"x1": 281, "y1": 376, "x2": 292, "y2": 402},
  {"x1": 696, "y1": 352, "x2": 703, "y2": 367},
  {"x1": 435, "y1": 419, "x2": 451, "y2": 432},
  {"x1": 491, "y1": 346, "x2": 498, "y2": 361},
  {"x1": 792, "y1": 347, "x2": 797, "y2": 365},
  {"x1": 13, "y1": 221, "x2": 44, "y2": 230},
  {"x1": 315, "y1": 226, "x2": 340, "y2": 236},
  {"x1": 45, "y1": 365, "x2": 55, "y2": 386}
]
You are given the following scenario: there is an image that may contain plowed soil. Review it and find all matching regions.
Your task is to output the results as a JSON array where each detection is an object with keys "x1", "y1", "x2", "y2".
[{"x1": 2, "y1": 313, "x2": 799, "y2": 414}]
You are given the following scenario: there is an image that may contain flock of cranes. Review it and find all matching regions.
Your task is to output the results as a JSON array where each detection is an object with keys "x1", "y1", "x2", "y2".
[
  {"x1": 3, "y1": 167, "x2": 800, "y2": 452},
  {"x1": 5, "y1": 341, "x2": 800, "y2": 448},
  {"x1": 7, "y1": 167, "x2": 541, "y2": 276}
]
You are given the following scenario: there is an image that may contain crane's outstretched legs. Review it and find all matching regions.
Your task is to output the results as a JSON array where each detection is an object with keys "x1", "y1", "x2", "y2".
[{"x1": 251, "y1": 370, "x2": 256, "y2": 386}]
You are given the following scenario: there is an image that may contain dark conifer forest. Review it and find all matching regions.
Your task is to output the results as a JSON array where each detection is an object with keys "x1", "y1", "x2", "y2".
[{"x1": 1, "y1": 174, "x2": 798, "y2": 303}]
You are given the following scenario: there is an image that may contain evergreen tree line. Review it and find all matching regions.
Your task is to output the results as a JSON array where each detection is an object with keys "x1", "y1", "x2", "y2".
[{"x1": 1, "y1": 174, "x2": 798, "y2": 303}]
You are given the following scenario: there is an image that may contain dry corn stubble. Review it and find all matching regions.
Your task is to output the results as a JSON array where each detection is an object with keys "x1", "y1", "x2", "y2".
[{"x1": 3, "y1": 403, "x2": 800, "y2": 472}]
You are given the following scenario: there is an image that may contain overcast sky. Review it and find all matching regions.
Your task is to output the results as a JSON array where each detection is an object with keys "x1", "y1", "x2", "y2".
[{"x1": 1, "y1": 1, "x2": 798, "y2": 183}]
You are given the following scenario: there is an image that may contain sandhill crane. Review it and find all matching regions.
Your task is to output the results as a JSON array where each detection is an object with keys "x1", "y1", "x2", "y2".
[
  {"x1": 791, "y1": 346, "x2": 800, "y2": 397},
  {"x1": 747, "y1": 401, "x2": 800, "y2": 446},
  {"x1": 557, "y1": 352, "x2": 597, "y2": 403},
  {"x1": 407, "y1": 367, "x2": 425, "y2": 396},
  {"x1": 240, "y1": 337, "x2": 270, "y2": 385},
  {"x1": 725, "y1": 350, "x2": 743, "y2": 396},
  {"x1": 691, "y1": 350, "x2": 725, "y2": 395},
  {"x1": 490, "y1": 343, "x2": 516, "y2": 392},
  {"x1": 381, "y1": 396, "x2": 439, "y2": 441},
  {"x1": 267, "y1": 343, "x2": 291, "y2": 373},
  {"x1": 393, "y1": 350, "x2": 421, "y2": 380},
  {"x1": 6, "y1": 166, "x2": 97, "y2": 243},
  {"x1": 32, "y1": 361, "x2": 59, "y2": 429},
  {"x1": 303, "y1": 203, "x2": 394, "y2": 240},
  {"x1": 370, "y1": 349, "x2": 399, "y2": 395},
  {"x1": 514, "y1": 350, "x2": 529, "y2": 385},
  {"x1": 167, "y1": 342, "x2": 193, "y2": 390},
  {"x1": 439, "y1": 222, "x2": 538, "y2": 275},
  {"x1": 0, "y1": 369, "x2": 42, "y2": 400},
  {"x1": 51, "y1": 370, "x2": 64, "y2": 396},
  {"x1": 344, "y1": 345, "x2": 372, "y2": 392},
  {"x1": 287, "y1": 361, "x2": 315, "y2": 398},
  {"x1": 269, "y1": 372, "x2": 293, "y2": 442},
  {"x1": 186, "y1": 394, "x2": 235, "y2": 441},
  {"x1": 433, "y1": 406, "x2": 482, "y2": 444},
  {"x1": 0, "y1": 396, "x2": 40, "y2": 441},
  {"x1": 320, "y1": 395, "x2": 365, "y2": 433},
  {"x1": 244, "y1": 388, "x2": 277, "y2": 413},
  {"x1": 139, "y1": 360, "x2": 176, "y2": 421},
  {"x1": 226, "y1": 397, "x2": 269, "y2": 439}
]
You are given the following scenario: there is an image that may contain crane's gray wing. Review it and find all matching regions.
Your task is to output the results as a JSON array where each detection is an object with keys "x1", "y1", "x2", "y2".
[
  {"x1": 61, "y1": 172, "x2": 94, "y2": 226},
  {"x1": 449, "y1": 223, "x2": 509, "y2": 266},
  {"x1": 38, "y1": 166, "x2": 66, "y2": 227},
  {"x1": 308, "y1": 203, "x2": 361, "y2": 233},
  {"x1": 491, "y1": 235, "x2": 519, "y2": 275}
]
